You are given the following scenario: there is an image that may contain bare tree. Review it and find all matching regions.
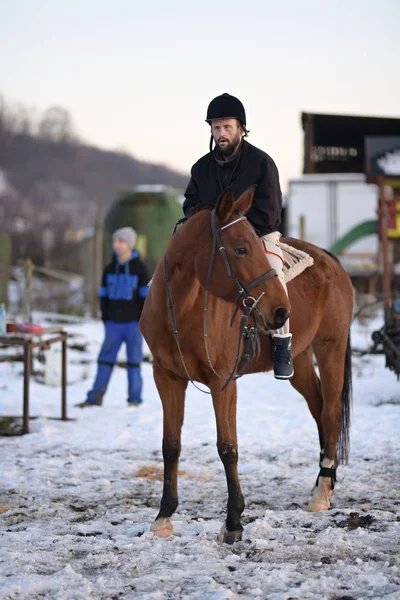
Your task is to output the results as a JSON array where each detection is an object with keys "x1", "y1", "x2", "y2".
[
  {"x1": 0, "y1": 96, "x2": 36, "y2": 137},
  {"x1": 38, "y1": 106, "x2": 76, "y2": 143}
]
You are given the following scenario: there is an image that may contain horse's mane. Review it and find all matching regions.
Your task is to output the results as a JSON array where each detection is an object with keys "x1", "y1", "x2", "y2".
[
  {"x1": 323, "y1": 249, "x2": 340, "y2": 264},
  {"x1": 186, "y1": 203, "x2": 215, "y2": 217}
]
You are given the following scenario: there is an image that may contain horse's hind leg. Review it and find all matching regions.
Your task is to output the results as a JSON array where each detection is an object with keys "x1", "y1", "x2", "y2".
[
  {"x1": 307, "y1": 336, "x2": 352, "y2": 512},
  {"x1": 211, "y1": 380, "x2": 244, "y2": 545},
  {"x1": 151, "y1": 363, "x2": 187, "y2": 538},
  {"x1": 290, "y1": 347, "x2": 331, "y2": 511},
  {"x1": 290, "y1": 345, "x2": 324, "y2": 453}
]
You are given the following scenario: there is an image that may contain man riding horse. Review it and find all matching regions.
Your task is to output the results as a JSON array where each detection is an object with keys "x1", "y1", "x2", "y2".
[{"x1": 183, "y1": 93, "x2": 293, "y2": 379}]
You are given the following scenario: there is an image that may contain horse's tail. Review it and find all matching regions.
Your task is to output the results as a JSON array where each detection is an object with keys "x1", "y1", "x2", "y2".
[{"x1": 337, "y1": 332, "x2": 352, "y2": 465}]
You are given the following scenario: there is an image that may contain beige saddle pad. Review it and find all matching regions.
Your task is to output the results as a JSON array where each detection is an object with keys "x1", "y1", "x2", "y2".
[{"x1": 281, "y1": 242, "x2": 314, "y2": 284}]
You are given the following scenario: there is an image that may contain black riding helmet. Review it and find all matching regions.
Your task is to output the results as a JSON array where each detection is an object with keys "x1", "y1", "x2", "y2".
[
  {"x1": 206, "y1": 93, "x2": 248, "y2": 152},
  {"x1": 206, "y1": 93, "x2": 246, "y2": 127}
]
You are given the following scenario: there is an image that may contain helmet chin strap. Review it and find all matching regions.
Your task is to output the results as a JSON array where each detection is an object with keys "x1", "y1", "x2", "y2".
[{"x1": 209, "y1": 134, "x2": 214, "y2": 152}]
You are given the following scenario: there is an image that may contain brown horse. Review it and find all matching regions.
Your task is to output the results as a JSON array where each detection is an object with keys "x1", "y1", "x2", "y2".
[{"x1": 140, "y1": 187, "x2": 353, "y2": 544}]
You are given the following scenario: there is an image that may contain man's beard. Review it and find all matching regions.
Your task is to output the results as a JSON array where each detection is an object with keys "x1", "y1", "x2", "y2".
[{"x1": 216, "y1": 133, "x2": 242, "y2": 158}]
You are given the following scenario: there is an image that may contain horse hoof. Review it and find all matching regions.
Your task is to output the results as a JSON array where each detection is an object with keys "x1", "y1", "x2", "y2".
[
  {"x1": 306, "y1": 478, "x2": 334, "y2": 511},
  {"x1": 151, "y1": 518, "x2": 174, "y2": 538},
  {"x1": 218, "y1": 524, "x2": 243, "y2": 545},
  {"x1": 306, "y1": 500, "x2": 330, "y2": 512},
  {"x1": 306, "y1": 491, "x2": 331, "y2": 511}
]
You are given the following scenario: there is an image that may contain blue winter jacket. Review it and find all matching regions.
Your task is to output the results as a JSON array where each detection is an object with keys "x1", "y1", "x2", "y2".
[{"x1": 99, "y1": 251, "x2": 149, "y2": 322}]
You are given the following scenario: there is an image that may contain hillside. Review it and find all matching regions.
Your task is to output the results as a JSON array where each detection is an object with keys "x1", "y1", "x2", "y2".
[
  {"x1": 0, "y1": 131, "x2": 188, "y2": 229},
  {"x1": 0, "y1": 100, "x2": 188, "y2": 267}
]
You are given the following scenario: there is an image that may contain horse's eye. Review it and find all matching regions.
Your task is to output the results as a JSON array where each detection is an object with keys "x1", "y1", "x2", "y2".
[{"x1": 234, "y1": 247, "x2": 248, "y2": 256}]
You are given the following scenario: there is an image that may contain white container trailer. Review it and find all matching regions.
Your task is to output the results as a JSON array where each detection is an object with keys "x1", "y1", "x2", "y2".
[{"x1": 287, "y1": 174, "x2": 378, "y2": 255}]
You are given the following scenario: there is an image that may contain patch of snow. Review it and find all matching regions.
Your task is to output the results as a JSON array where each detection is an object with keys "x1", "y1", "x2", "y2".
[{"x1": 0, "y1": 312, "x2": 399, "y2": 599}]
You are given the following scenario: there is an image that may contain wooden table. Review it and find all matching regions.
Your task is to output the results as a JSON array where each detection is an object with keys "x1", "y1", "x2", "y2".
[{"x1": 0, "y1": 328, "x2": 68, "y2": 434}]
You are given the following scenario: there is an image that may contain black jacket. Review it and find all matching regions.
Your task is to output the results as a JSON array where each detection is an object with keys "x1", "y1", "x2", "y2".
[
  {"x1": 99, "y1": 251, "x2": 149, "y2": 322},
  {"x1": 183, "y1": 140, "x2": 282, "y2": 236}
]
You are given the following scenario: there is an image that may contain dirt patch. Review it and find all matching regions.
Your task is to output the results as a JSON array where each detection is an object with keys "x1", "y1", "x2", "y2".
[
  {"x1": 134, "y1": 465, "x2": 186, "y2": 481},
  {"x1": 375, "y1": 398, "x2": 400, "y2": 407},
  {"x1": 336, "y1": 512, "x2": 374, "y2": 530},
  {"x1": 133, "y1": 465, "x2": 214, "y2": 482}
]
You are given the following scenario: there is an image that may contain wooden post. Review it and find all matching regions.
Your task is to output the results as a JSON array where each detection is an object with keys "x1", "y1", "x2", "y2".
[
  {"x1": 24, "y1": 258, "x2": 34, "y2": 323},
  {"x1": 23, "y1": 340, "x2": 31, "y2": 434},
  {"x1": 378, "y1": 179, "x2": 392, "y2": 321},
  {"x1": 61, "y1": 332, "x2": 67, "y2": 420}
]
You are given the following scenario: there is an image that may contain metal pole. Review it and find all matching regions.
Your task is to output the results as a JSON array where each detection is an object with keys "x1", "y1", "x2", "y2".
[
  {"x1": 329, "y1": 181, "x2": 338, "y2": 249},
  {"x1": 23, "y1": 340, "x2": 31, "y2": 434},
  {"x1": 299, "y1": 215, "x2": 306, "y2": 240},
  {"x1": 61, "y1": 333, "x2": 67, "y2": 420}
]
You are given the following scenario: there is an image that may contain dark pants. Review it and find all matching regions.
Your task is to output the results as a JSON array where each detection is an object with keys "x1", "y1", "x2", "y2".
[{"x1": 87, "y1": 321, "x2": 143, "y2": 404}]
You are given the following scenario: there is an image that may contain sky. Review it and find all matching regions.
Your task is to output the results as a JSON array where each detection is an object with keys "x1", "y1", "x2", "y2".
[{"x1": 1, "y1": 0, "x2": 399, "y2": 192}]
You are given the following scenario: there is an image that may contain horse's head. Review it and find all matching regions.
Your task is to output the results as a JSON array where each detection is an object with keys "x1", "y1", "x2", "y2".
[{"x1": 194, "y1": 187, "x2": 290, "y2": 331}]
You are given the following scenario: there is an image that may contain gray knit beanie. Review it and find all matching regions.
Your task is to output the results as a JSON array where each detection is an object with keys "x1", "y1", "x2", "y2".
[{"x1": 112, "y1": 227, "x2": 137, "y2": 249}]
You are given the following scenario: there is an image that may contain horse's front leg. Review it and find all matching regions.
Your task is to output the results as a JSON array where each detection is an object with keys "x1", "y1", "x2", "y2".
[
  {"x1": 211, "y1": 379, "x2": 245, "y2": 544},
  {"x1": 151, "y1": 363, "x2": 187, "y2": 538}
]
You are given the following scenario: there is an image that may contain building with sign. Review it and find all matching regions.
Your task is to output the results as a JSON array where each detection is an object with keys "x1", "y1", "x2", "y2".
[
  {"x1": 287, "y1": 113, "x2": 400, "y2": 273},
  {"x1": 287, "y1": 113, "x2": 400, "y2": 375},
  {"x1": 302, "y1": 113, "x2": 400, "y2": 175}
]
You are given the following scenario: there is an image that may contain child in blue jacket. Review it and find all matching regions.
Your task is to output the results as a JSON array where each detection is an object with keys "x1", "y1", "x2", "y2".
[{"x1": 80, "y1": 227, "x2": 149, "y2": 407}]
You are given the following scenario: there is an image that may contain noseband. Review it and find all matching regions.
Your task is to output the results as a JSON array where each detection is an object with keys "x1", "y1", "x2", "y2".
[{"x1": 165, "y1": 210, "x2": 277, "y2": 392}]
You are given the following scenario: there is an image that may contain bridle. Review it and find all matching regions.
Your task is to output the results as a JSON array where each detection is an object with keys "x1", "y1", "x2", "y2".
[{"x1": 164, "y1": 209, "x2": 277, "y2": 393}]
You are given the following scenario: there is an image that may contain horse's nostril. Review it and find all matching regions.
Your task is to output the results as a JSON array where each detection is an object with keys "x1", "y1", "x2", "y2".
[{"x1": 275, "y1": 307, "x2": 289, "y2": 325}]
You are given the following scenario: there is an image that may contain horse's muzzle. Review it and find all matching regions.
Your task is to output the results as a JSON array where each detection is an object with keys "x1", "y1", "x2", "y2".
[{"x1": 271, "y1": 306, "x2": 290, "y2": 330}]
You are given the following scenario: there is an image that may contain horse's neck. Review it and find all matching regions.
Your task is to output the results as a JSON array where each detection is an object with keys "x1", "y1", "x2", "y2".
[
  {"x1": 165, "y1": 215, "x2": 210, "y2": 317},
  {"x1": 162, "y1": 212, "x2": 231, "y2": 322},
  {"x1": 167, "y1": 254, "x2": 203, "y2": 318}
]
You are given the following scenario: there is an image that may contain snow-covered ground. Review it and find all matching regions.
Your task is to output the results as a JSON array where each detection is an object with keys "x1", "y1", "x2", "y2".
[{"x1": 1, "y1": 313, "x2": 399, "y2": 600}]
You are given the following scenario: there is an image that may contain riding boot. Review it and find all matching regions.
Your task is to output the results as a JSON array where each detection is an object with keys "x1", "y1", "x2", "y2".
[
  {"x1": 262, "y1": 231, "x2": 295, "y2": 380},
  {"x1": 271, "y1": 333, "x2": 294, "y2": 379}
]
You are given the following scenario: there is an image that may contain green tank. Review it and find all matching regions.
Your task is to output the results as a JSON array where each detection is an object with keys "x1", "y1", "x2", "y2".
[{"x1": 103, "y1": 185, "x2": 184, "y2": 273}]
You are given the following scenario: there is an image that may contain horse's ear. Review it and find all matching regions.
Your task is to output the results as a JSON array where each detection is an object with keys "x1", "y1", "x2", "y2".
[
  {"x1": 216, "y1": 189, "x2": 235, "y2": 223},
  {"x1": 235, "y1": 186, "x2": 256, "y2": 216}
]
